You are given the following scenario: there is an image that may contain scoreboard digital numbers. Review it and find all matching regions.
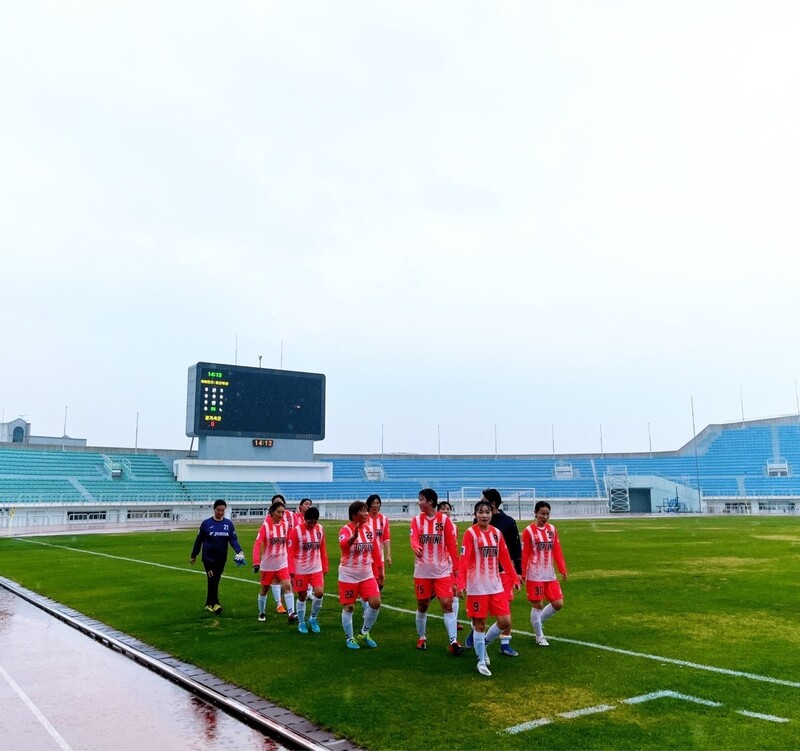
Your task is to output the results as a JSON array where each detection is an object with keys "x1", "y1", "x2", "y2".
[{"x1": 186, "y1": 362, "x2": 325, "y2": 440}]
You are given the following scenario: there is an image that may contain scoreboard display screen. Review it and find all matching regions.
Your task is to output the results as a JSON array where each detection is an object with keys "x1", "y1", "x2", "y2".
[{"x1": 186, "y1": 362, "x2": 325, "y2": 440}]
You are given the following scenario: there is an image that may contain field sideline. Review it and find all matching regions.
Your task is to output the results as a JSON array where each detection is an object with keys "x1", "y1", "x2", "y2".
[{"x1": 0, "y1": 516, "x2": 797, "y2": 749}]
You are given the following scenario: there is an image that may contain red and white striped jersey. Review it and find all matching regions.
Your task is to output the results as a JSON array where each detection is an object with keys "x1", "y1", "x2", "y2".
[
  {"x1": 521, "y1": 522, "x2": 566, "y2": 582},
  {"x1": 409, "y1": 512, "x2": 459, "y2": 579},
  {"x1": 457, "y1": 524, "x2": 516, "y2": 596},
  {"x1": 338, "y1": 522, "x2": 382, "y2": 584},
  {"x1": 288, "y1": 521, "x2": 329, "y2": 575},
  {"x1": 252, "y1": 517, "x2": 290, "y2": 571},
  {"x1": 367, "y1": 512, "x2": 391, "y2": 562}
]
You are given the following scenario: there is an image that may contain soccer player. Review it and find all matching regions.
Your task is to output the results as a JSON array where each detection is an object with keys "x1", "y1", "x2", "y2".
[
  {"x1": 457, "y1": 499, "x2": 521, "y2": 676},
  {"x1": 294, "y1": 498, "x2": 313, "y2": 527},
  {"x1": 252, "y1": 500, "x2": 297, "y2": 623},
  {"x1": 410, "y1": 488, "x2": 464, "y2": 654},
  {"x1": 287, "y1": 505, "x2": 328, "y2": 634},
  {"x1": 481, "y1": 488, "x2": 522, "y2": 657},
  {"x1": 338, "y1": 500, "x2": 383, "y2": 649},
  {"x1": 189, "y1": 499, "x2": 245, "y2": 614},
  {"x1": 268, "y1": 495, "x2": 290, "y2": 613},
  {"x1": 521, "y1": 500, "x2": 568, "y2": 646},
  {"x1": 366, "y1": 494, "x2": 392, "y2": 574},
  {"x1": 436, "y1": 500, "x2": 463, "y2": 631}
]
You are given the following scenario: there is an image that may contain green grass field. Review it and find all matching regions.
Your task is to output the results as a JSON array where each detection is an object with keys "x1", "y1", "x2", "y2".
[{"x1": 0, "y1": 515, "x2": 798, "y2": 750}]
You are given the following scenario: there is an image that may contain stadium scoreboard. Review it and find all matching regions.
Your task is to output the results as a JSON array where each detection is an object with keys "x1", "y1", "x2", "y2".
[{"x1": 186, "y1": 362, "x2": 325, "y2": 440}]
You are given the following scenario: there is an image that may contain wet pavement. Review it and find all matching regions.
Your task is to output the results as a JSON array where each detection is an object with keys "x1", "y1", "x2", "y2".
[{"x1": 0, "y1": 586, "x2": 305, "y2": 751}]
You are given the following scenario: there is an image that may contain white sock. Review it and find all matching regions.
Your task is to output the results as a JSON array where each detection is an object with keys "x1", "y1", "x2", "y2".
[
  {"x1": 501, "y1": 634, "x2": 512, "y2": 646},
  {"x1": 531, "y1": 608, "x2": 544, "y2": 637},
  {"x1": 452, "y1": 596, "x2": 460, "y2": 621},
  {"x1": 257, "y1": 594, "x2": 267, "y2": 614},
  {"x1": 415, "y1": 610, "x2": 428, "y2": 638},
  {"x1": 296, "y1": 599, "x2": 306, "y2": 621},
  {"x1": 271, "y1": 584, "x2": 282, "y2": 605},
  {"x1": 363, "y1": 604, "x2": 379, "y2": 632},
  {"x1": 443, "y1": 612, "x2": 457, "y2": 641},
  {"x1": 342, "y1": 610, "x2": 354, "y2": 639},
  {"x1": 474, "y1": 631, "x2": 487, "y2": 663},
  {"x1": 541, "y1": 603, "x2": 557, "y2": 623},
  {"x1": 284, "y1": 592, "x2": 296, "y2": 614},
  {"x1": 485, "y1": 622, "x2": 502, "y2": 645},
  {"x1": 311, "y1": 595, "x2": 323, "y2": 618}
]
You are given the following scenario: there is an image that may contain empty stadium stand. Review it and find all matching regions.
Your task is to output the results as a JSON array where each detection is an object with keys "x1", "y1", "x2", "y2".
[{"x1": 1, "y1": 416, "x2": 799, "y2": 530}]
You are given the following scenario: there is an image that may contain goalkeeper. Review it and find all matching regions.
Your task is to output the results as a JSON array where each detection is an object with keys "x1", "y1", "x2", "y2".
[{"x1": 190, "y1": 499, "x2": 245, "y2": 614}]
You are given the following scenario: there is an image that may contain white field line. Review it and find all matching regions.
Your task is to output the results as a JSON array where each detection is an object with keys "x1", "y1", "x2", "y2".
[
  {"x1": 558, "y1": 704, "x2": 617, "y2": 719},
  {"x1": 0, "y1": 662, "x2": 74, "y2": 751},
  {"x1": 737, "y1": 710, "x2": 790, "y2": 723},
  {"x1": 505, "y1": 717, "x2": 553, "y2": 734},
  {"x1": 14, "y1": 538, "x2": 800, "y2": 691},
  {"x1": 506, "y1": 690, "x2": 789, "y2": 734},
  {"x1": 623, "y1": 690, "x2": 722, "y2": 707}
]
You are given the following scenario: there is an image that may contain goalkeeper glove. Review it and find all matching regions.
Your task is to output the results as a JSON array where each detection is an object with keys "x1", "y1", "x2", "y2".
[
  {"x1": 234, "y1": 552, "x2": 246, "y2": 567},
  {"x1": 253, "y1": 564, "x2": 260, "y2": 574}
]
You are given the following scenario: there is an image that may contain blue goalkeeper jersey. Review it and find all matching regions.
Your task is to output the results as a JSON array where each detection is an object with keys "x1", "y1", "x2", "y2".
[{"x1": 191, "y1": 517, "x2": 243, "y2": 564}]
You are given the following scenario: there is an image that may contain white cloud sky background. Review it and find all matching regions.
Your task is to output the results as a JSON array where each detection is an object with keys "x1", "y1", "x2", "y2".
[{"x1": 2, "y1": 2, "x2": 799, "y2": 455}]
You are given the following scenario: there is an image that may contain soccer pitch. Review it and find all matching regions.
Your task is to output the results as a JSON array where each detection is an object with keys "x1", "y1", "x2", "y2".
[{"x1": 0, "y1": 515, "x2": 797, "y2": 750}]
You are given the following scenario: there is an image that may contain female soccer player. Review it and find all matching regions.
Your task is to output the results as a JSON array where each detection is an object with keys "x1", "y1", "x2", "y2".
[
  {"x1": 252, "y1": 500, "x2": 297, "y2": 623},
  {"x1": 410, "y1": 490, "x2": 463, "y2": 654},
  {"x1": 366, "y1": 494, "x2": 392, "y2": 574},
  {"x1": 338, "y1": 500, "x2": 383, "y2": 649},
  {"x1": 457, "y1": 499, "x2": 520, "y2": 676},
  {"x1": 189, "y1": 499, "x2": 245, "y2": 614},
  {"x1": 287, "y1": 505, "x2": 328, "y2": 633},
  {"x1": 436, "y1": 500, "x2": 463, "y2": 631},
  {"x1": 521, "y1": 500, "x2": 568, "y2": 646}
]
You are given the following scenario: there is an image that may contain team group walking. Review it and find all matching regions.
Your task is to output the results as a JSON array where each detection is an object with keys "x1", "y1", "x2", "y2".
[{"x1": 190, "y1": 488, "x2": 567, "y2": 676}]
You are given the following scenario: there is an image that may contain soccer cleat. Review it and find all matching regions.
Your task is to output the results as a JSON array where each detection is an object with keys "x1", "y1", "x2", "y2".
[
  {"x1": 345, "y1": 637, "x2": 360, "y2": 650},
  {"x1": 465, "y1": 630, "x2": 474, "y2": 649},
  {"x1": 357, "y1": 631, "x2": 378, "y2": 648},
  {"x1": 416, "y1": 637, "x2": 427, "y2": 651},
  {"x1": 535, "y1": 634, "x2": 550, "y2": 647},
  {"x1": 288, "y1": 611, "x2": 299, "y2": 624},
  {"x1": 499, "y1": 643, "x2": 519, "y2": 657},
  {"x1": 448, "y1": 640, "x2": 465, "y2": 656},
  {"x1": 257, "y1": 612, "x2": 266, "y2": 622},
  {"x1": 276, "y1": 603, "x2": 287, "y2": 614},
  {"x1": 211, "y1": 604, "x2": 222, "y2": 614},
  {"x1": 308, "y1": 617, "x2": 321, "y2": 633},
  {"x1": 204, "y1": 605, "x2": 215, "y2": 613},
  {"x1": 477, "y1": 661, "x2": 492, "y2": 677},
  {"x1": 298, "y1": 620, "x2": 308, "y2": 634}
]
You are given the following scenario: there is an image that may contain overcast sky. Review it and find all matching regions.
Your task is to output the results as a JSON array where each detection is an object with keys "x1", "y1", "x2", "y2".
[{"x1": 3, "y1": 2, "x2": 799, "y2": 456}]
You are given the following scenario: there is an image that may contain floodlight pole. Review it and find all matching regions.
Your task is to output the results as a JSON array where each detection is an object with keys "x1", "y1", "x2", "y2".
[
  {"x1": 691, "y1": 395, "x2": 701, "y2": 497},
  {"x1": 740, "y1": 386, "x2": 745, "y2": 427},
  {"x1": 795, "y1": 378, "x2": 799, "y2": 416}
]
